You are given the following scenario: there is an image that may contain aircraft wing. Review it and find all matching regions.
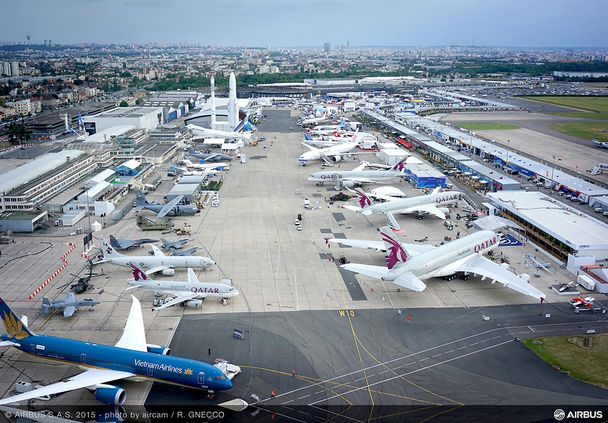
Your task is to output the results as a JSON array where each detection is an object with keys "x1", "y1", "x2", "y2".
[
  {"x1": 157, "y1": 195, "x2": 183, "y2": 218},
  {"x1": 144, "y1": 265, "x2": 170, "y2": 275},
  {"x1": 153, "y1": 293, "x2": 199, "y2": 311},
  {"x1": 343, "y1": 177, "x2": 376, "y2": 185},
  {"x1": 328, "y1": 239, "x2": 386, "y2": 252},
  {"x1": 300, "y1": 142, "x2": 318, "y2": 151},
  {"x1": 114, "y1": 296, "x2": 148, "y2": 351},
  {"x1": 341, "y1": 263, "x2": 389, "y2": 280},
  {"x1": 63, "y1": 306, "x2": 76, "y2": 318},
  {"x1": 0, "y1": 368, "x2": 134, "y2": 405},
  {"x1": 352, "y1": 162, "x2": 368, "y2": 172},
  {"x1": 401, "y1": 203, "x2": 447, "y2": 219},
  {"x1": 447, "y1": 254, "x2": 546, "y2": 301},
  {"x1": 150, "y1": 244, "x2": 166, "y2": 258}
]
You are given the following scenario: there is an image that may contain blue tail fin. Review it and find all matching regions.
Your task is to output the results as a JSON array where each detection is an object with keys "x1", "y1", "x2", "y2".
[{"x1": 0, "y1": 297, "x2": 33, "y2": 340}]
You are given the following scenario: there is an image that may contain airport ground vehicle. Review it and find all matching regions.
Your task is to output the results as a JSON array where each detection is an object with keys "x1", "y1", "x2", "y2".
[{"x1": 176, "y1": 224, "x2": 192, "y2": 236}]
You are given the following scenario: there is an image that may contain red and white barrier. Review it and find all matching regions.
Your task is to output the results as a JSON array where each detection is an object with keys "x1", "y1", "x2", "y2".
[{"x1": 29, "y1": 243, "x2": 77, "y2": 301}]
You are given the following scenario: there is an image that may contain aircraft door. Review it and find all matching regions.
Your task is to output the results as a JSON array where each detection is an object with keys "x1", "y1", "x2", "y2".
[
  {"x1": 80, "y1": 353, "x2": 86, "y2": 364},
  {"x1": 197, "y1": 372, "x2": 205, "y2": 386}
]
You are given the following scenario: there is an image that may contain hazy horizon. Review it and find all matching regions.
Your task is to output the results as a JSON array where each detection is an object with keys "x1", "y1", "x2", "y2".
[{"x1": 2, "y1": 0, "x2": 607, "y2": 48}]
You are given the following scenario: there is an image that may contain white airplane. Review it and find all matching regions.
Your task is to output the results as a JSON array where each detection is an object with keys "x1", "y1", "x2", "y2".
[
  {"x1": 188, "y1": 124, "x2": 251, "y2": 141},
  {"x1": 179, "y1": 159, "x2": 230, "y2": 171},
  {"x1": 308, "y1": 158, "x2": 416, "y2": 189},
  {"x1": 299, "y1": 113, "x2": 330, "y2": 127},
  {"x1": 338, "y1": 226, "x2": 546, "y2": 301},
  {"x1": 344, "y1": 187, "x2": 461, "y2": 230},
  {"x1": 127, "y1": 264, "x2": 239, "y2": 311},
  {"x1": 592, "y1": 139, "x2": 608, "y2": 149},
  {"x1": 298, "y1": 141, "x2": 360, "y2": 166},
  {"x1": 97, "y1": 238, "x2": 215, "y2": 276}
]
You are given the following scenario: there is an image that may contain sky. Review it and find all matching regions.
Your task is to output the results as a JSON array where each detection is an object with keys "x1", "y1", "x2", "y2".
[{"x1": 2, "y1": 0, "x2": 608, "y2": 48}]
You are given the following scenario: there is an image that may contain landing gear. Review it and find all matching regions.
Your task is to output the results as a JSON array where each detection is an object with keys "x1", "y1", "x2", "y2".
[{"x1": 443, "y1": 274, "x2": 457, "y2": 281}]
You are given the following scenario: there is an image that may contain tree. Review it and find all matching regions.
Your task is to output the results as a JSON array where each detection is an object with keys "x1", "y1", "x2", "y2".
[
  {"x1": 6, "y1": 118, "x2": 31, "y2": 145},
  {"x1": 135, "y1": 98, "x2": 143, "y2": 106},
  {"x1": 119, "y1": 100, "x2": 129, "y2": 107}
]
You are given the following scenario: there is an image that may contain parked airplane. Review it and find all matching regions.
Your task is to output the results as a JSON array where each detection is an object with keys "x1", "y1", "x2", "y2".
[
  {"x1": 97, "y1": 238, "x2": 215, "y2": 276},
  {"x1": 308, "y1": 158, "x2": 415, "y2": 188},
  {"x1": 161, "y1": 238, "x2": 190, "y2": 251},
  {"x1": 298, "y1": 141, "x2": 361, "y2": 166},
  {"x1": 110, "y1": 235, "x2": 159, "y2": 251},
  {"x1": 178, "y1": 159, "x2": 230, "y2": 171},
  {"x1": 0, "y1": 296, "x2": 233, "y2": 406},
  {"x1": 298, "y1": 113, "x2": 330, "y2": 127},
  {"x1": 41, "y1": 293, "x2": 99, "y2": 318},
  {"x1": 339, "y1": 226, "x2": 545, "y2": 301},
  {"x1": 344, "y1": 187, "x2": 461, "y2": 231},
  {"x1": 128, "y1": 264, "x2": 239, "y2": 310},
  {"x1": 186, "y1": 148, "x2": 233, "y2": 163},
  {"x1": 187, "y1": 123, "x2": 252, "y2": 141},
  {"x1": 136, "y1": 192, "x2": 199, "y2": 218}
]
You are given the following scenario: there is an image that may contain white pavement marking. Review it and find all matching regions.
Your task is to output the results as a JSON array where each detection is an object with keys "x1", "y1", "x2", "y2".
[
  {"x1": 309, "y1": 340, "x2": 513, "y2": 405},
  {"x1": 528, "y1": 325, "x2": 535, "y2": 333},
  {"x1": 282, "y1": 400, "x2": 294, "y2": 404},
  {"x1": 444, "y1": 350, "x2": 454, "y2": 354}
]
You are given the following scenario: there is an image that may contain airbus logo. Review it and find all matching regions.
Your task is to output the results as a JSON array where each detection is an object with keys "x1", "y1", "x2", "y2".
[
  {"x1": 474, "y1": 237, "x2": 498, "y2": 253},
  {"x1": 554, "y1": 409, "x2": 603, "y2": 420}
]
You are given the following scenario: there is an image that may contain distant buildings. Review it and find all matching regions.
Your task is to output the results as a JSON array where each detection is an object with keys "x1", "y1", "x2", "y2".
[{"x1": 323, "y1": 42, "x2": 331, "y2": 53}]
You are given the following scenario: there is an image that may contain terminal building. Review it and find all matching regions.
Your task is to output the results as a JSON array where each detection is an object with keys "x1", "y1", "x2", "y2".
[
  {"x1": 487, "y1": 191, "x2": 608, "y2": 262},
  {"x1": 83, "y1": 107, "x2": 163, "y2": 134},
  {"x1": 0, "y1": 150, "x2": 96, "y2": 213}
]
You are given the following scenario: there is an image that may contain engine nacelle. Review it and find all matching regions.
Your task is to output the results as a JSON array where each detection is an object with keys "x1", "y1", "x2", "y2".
[
  {"x1": 94, "y1": 385, "x2": 126, "y2": 406},
  {"x1": 342, "y1": 180, "x2": 356, "y2": 189},
  {"x1": 186, "y1": 299, "x2": 203, "y2": 308},
  {"x1": 146, "y1": 343, "x2": 171, "y2": 356},
  {"x1": 331, "y1": 155, "x2": 342, "y2": 163},
  {"x1": 161, "y1": 268, "x2": 176, "y2": 276},
  {"x1": 438, "y1": 207, "x2": 450, "y2": 216}
]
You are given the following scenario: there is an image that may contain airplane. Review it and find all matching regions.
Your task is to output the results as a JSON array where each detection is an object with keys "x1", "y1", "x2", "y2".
[
  {"x1": 569, "y1": 296, "x2": 596, "y2": 312},
  {"x1": 96, "y1": 238, "x2": 215, "y2": 276},
  {"x1": 172, "y1": 247, "x2": 198, "y2": 257},
  {"x1": 187, "y1": 123, "x2": 252, "y2": 141},
  {"x1": 338, "y1": 226, "x2": 546, "y2": 301},
  {"x1": 0, "y1": 296, "x2": 233, "y2": 406},
  {"x1": 110, "y1": 235, "x2": 159, "y2": 251},
  {"x1": 161, "y1": 238, "x2": 190, "y2": 251},
  {"x1": 298, "y1": 113, "x2": 330, "y2": 127},
  {"x1": 298, "y1": 141, "x2": 361, "y2": 166},
  {"x1": 136, "y1": 192, "x2": 200, "y2": 218},
  {"x1": 344, "y1": 187, "x2": 462, "y2": 231},
  {"x1": 186, "y1": 148, "x2": 233, "y2": 163},
  {"x1": 177, "y1": 159, "x2": 230, "y2": 171},
  {"x1": 308, "y1": 158, "x2": 416, "y2": 189},
  {"x1": 127, "y1": 264, "x2": 239, "y2": 311},
  {"x1": 592, "y1": 139, "x2": 608, "y2": 149},
  {"x1": 41, "y1": 293, "x2": 100, "y2": 318}
]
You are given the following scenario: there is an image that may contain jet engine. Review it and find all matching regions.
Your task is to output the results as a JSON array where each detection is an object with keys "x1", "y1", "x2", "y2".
[
  {"x1": 438, "y1": 207, "x2": 450, "y2": 217},
  {"x1": 331, "y1": 155, "x2": 342, "y2": 163},
  {"x1": 161, "y1": 268, "x2": 176, "y2": 276},
  {"x1": 341, "y1": 180, "x2": 356, "y2": 189},
  {"x1": 146, "y1": 344, "x2": 171, "y2": 356},
  {"x1": 185, "y1": 299, "x2": 203, "y2": 308},
  {"x1": 94, "y1": 385, "x2": 126, "y2": 405}
]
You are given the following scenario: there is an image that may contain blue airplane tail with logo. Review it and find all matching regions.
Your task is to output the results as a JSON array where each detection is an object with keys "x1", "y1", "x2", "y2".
[{"x1": 0, "y1": 297, "x2": 33, "y2": 340}]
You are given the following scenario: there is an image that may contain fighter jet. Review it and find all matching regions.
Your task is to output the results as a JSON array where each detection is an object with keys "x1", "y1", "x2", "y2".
[
  {"x1": 161, "y1": 238, "x2": 190, "y2": 252},
  {"x1": 110, "y1": 235, "x2": 159, "y2": 251},
  {"x1": 335, "y1": 226, "x2": 545, "y2": 301},
  {"x1": 136, "y1": 192, "x2": 200, "y2": 218},
  {"x1": 41, "y1": 293, "x2": 100, "y2": 318}
]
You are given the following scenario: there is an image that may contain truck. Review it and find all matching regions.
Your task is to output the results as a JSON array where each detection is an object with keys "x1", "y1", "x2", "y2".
[{"x1": 136, "y1": 215, "x2": 174, "y2": 231}]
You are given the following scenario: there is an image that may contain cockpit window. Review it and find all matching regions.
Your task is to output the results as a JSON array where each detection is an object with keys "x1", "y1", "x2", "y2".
[{"x1": 215, "y1": 375, "x2": 226, "y2": 380}]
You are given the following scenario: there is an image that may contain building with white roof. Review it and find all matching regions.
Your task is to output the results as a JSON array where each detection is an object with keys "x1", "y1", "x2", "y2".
[
  {"x1": 0, "y1": 150, "x2": 96, "y2": 212},
  {"x1": 487, "y1": 190, "x2": 608, "y2": 261},
  {"x1": 83, "y1": 107, "x2": 163, "y2": 133}
]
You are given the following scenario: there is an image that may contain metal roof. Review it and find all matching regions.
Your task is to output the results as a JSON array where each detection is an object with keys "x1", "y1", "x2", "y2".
[
  {"x1": 487, "y1": 191, "x2": 608, "y2": 251},
  {"x1": 0, "y1": 150, "x2": 85, "y2": 195}
]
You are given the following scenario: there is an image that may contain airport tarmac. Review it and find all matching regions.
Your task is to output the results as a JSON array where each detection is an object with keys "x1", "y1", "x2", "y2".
[{"x1": 0, "y1": 109, "x2": 605, "y2": 410}]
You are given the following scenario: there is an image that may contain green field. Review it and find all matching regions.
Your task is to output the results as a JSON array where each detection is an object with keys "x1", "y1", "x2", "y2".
[
  {"x1": 549, "y1": 122, "x2": 608, "y2": 142},
  {"x1": 456, "y1": 122, "x2": 520, "y2": 131},
  {"x1": 524, "y1": 334, "x2": 608, "y2": 389},
  {"x1": 522, "y1": 96, "x2": 608, "y2": 120}
]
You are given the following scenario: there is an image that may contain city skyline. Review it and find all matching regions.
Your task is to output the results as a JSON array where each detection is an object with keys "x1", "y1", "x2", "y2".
[{"x1": 1, "y1": 0, "x2": 608, "y2": 48}]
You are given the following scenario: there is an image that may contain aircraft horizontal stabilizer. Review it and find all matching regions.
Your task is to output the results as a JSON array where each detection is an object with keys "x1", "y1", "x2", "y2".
[
  {"x1": 342, "y1": 205, "x2": 362, "y2": 212},
  {"x1": 392, "y1": 272, "x2": 426, "y2": 292}
]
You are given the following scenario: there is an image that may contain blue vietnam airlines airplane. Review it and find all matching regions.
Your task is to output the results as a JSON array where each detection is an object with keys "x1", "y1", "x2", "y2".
[{"x1": 0, "y1": 296, "x2": 232, "y2": 405}]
